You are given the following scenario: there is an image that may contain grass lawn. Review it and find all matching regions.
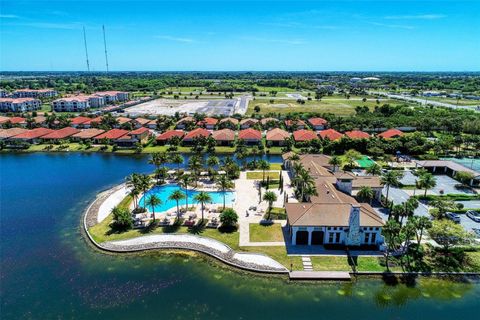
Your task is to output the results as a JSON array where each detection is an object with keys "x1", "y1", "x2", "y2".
[
  {"x1": 266, "y1": 207, "x2": 286, "y2": 220},
  {"x1": 247, "y1": 98, "x2": 411, "y2": 116},
  {"x1": 310, "y1": 256, "x2": 352, "y2": 271},
  {"x1": 249, "y1": 223, "x2": 285, "y2": 242},
  {"x1": 246, "y1": 171, "x2": 280, "y2": 180},
  {"x1": 269, "y1": 163, "x2": 282, "y2": 170}
]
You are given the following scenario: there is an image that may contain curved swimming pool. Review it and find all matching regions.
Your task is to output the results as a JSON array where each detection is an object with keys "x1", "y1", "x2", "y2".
[{"x1": 139, "y1": 183, "x2": 235, "y2": 212}]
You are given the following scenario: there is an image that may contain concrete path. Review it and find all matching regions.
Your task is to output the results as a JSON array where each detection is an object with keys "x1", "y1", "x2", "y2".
[
  {"x1": 289, "y1": 271, "x2": 351, "y2": 280},
  {"x1": 97, "y1": 185, "x2": 129, "y2": 223}
]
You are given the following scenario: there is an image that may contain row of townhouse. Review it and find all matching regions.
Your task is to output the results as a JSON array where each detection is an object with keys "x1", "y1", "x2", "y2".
[
  {"x1": 175, "y1": 116, "x2": 329, "y2": 131},
  {"x1": 12, "y1": 89, "x2": 58, "y2": 98},
  {"x1": 52, "y1": 91, "x2": 130, "y2": 112},
  {"x1": 0, "y1": 126, "x2": 151, "y2": 147},
  {"x1": 156, "y1": 127, "x2": 404, "y2": 146},
  {"x1": 0, "y1": 98, "x2": 41, "y2": 112}
]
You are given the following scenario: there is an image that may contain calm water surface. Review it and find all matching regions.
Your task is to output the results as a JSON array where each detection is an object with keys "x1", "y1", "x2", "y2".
[{"x1": 1, "y1": 153, "x2": 479, "y2": 320}]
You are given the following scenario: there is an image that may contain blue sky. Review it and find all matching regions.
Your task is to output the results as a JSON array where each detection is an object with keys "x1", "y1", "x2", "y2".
[{"x1": 1, "y1": 1, "x2": 479, "y2": 71}]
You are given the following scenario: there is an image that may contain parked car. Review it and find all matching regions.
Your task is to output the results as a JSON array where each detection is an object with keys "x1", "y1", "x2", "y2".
[
  {"x1": 466, "y1": 210, "x2": 480, "y2": 223},
  {"x1": 472, "y1": 228, "x2": 480, "y2": 238},
  {"x1": 446, "y1": 212, "x2": 461, "y2": 223}
]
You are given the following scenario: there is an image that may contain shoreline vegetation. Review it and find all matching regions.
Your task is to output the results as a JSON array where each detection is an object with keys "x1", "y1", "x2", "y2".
[{"x1": 85, "y1": 183, "x2": 480, "y2": 276}]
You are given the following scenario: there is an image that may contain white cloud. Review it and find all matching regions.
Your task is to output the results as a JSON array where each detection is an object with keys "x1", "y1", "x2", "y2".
[
  {"x1": 155, "y1": 35, "x2": 196, "y2": 43},
  {"x1": 384, "y1": 14, "x2": 446, "y2": 20},
  {"x1": 0, "y1": 14, "x2": 20, "y2": 19},
  {"x1": 370, "y1": 22, "x2": 415, "y2": 30}
]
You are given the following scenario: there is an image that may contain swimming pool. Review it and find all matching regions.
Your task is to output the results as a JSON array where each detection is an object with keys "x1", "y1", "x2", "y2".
[{"x1": 138, "y1": 184, "x2": 235, "y2": 213}]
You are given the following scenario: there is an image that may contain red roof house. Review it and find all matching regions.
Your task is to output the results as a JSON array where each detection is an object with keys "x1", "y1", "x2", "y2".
[
  {"x1": 345, "y1": 130, "x2": 370, "y2": 139},
  {"x1": 0, "y1": 128, "x2": 29, "y2": 139},
  {"x1": 93, "y1": 129, "x2": 129, "y2": 142},
  {"x1": 266, "y1": 128, "x2": 290, "y2": 146},
  {"x1": 5, "y1": 117, "x2": 26, "y2": 126},
  {"x1": 197, "y1": 117, "x2": 218, "y2": 129},
  {"x1": 378, "y1": 128, "x2": 403, "y2": 139},
  {"x1": 212, "y1": 129, "x2": 236, "y2": 145},
  {"x1": 70, "y1": 116, "x2": 92, "y2": 127},
  {"x1": 285, "y1": 119, "x2": 306, "y2": 129},
  {"x1": 71, "y1": 128, "x2": 105, "y2": 140},
  {"x1": 41, "y1": 127, "x2": 80, "y2": 140},
  {"x1": 293, "y1": 129, "x2": 318, "y2": 142},
  {"x1": 319, "y1": 129, "x2": 344, "y2": 141},
  {"x1": 238, "y1": 128, "x2": 262, "y2": 144},
  {"x1": 82, "y1": 116, "x2": 103, "y2": 128},
  {"x1": 183, "y1": 128, "x2": 211, "y2": 143},
  {"x1": 156, "y1": 130, "x2": 185, "y2": 144},
  {"x1": 308, "y1": 117, "x2": 328, "y2": 130},
  {"x1": 10, "y1": 128, "x2": 54, "y2": 142}
]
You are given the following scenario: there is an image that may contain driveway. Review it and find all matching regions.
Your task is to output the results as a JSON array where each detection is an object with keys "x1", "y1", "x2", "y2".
[{"x1": 382, "y1": 186, "x2": 429, "y2": 218}]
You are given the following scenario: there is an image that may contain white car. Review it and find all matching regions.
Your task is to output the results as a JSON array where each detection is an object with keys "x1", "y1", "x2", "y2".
[{"x1": 466, "y1": 210, "x2": 480, "y2": 223}]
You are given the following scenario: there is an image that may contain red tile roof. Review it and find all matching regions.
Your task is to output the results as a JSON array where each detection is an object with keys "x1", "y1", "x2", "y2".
[
  {"x1": 212, "y1": 129, "x2": 235, "y2": 141},
  {"x1": 197, "y1": 117, "x2": 218, "y2": 126},
  {"x1": 183, "y1": 128, "x2": 211, "y2": 140},
  {"x1": 11, "y1": 128, "x2": 54, "y2": 140},
  {"x1": 345, "y1": 130, "x2": 370, "y2": 139},
  {"x1": 94, "y1": 129, "x2": 129, "y2": 140},
  {"x1": 5, "y1": 117, "x2": 26, "y2": 124},
  {"x1": 70, "y1": 116, "x2": 92, "y2": 125},
  {"x1": 308, "y1": 117, "x2": 328, "y2": 126},
  {"x1": 266, "y1": 128, "x2": 290, "y2": 141},
  {"x1": 156, "y1": 130, "x2": 185, "y2": 141},
  {"x1": 71, "y1": 128, "x2": 105, "y2": 139},
  {"x1": 378, "y1": 128, "x2": 403, "y2": 139},
  {"x1": 285, "y1": 119, "x2": 306, "y2": 127},
  {"x1": 129, "y1": 127, "x2": 150, "y2": 135},
  {"x1": 0, "y1": 116, "x2": 10, "y2": 124},
  {"x1": 42, "y1": 127, "x2": 80, "y2": 140},
  {"x1": 133, "y1": 117, "x2": 151, "y2": 125},
  {"x1": 319, "y1": 129, "x2": 344, "y2": 141},
  {"x1": 0, "y1": 128, "x2": 29, "y2": 139},
  {"x1": 116, "y1": 117, "x2": 132, "y2": 124},
  {"x1": 238, "y1": 128, "x2": 262, "y2": 140},
  {"x1": 293, "y1": 129, "x2": 318, "y2": 142},
  {"x1": 176, "y1": 116, "x2": 195, "y2": 124},
  {"x1": 219, "y1": 117, "x2": 239, "y2": 125},
  {"x1": 83, "y1": 116, "x2": 103, "y2": 125}
]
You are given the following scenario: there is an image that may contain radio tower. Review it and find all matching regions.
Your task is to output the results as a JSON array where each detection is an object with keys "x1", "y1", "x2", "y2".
[
  {"x1": 83, "y1": 26, "x2": 90, "y2": 72},
  {"x1": 103, "y1": 25, "x2": 109, "y2": 73}
]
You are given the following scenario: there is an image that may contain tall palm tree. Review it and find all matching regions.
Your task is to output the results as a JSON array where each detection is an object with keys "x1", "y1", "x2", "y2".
[
  {"x1": 188, "y1": 155, "x2": 203, "y2": 179},
  {"x1": 329, "y1": 156, "x2": 341, "y2": 172},
  {"x1": 215, "y1": 174, "x2": 234, "y2": 209},
  {"x1": 149, "y1": 152, "x2": 169, "y2": 181},
  {"x1": 263, "y1": 191, "x2": 277, "y2": 220},
  {"x1": 366, "y1": 163, "x2": 382, "y2": 176},
  {"x1": 125, "y1": 173, "x2": 142, "y2": 209},
  {"x1": 145, "y1": 194, "x2": 162, "y2": 223},
  {"x1": 194, "y1": 191, "x2": 212, "y2": 221},
  {"x1": 171, "y1": 153, "x2": 184, "y2": 170},
  {"x1": 357, "y1": 186, "x2": 374, "y2": 204},
  {"x1": 139, "y1": 174, "x2": 153, "y2": 210},
  {"x1": 303, "y1": 183, "x2": 318, "y2": 202},
  {"x1": 258, "y1": 159, "x2": 270, "y2": 182},
  {"x1": 206, "y1": 155, "x2": 220, "y2": 179},
  {"x1": 381, "y1": 170, "x2": 403, "y2": 207},
  {"x1": 296, "y1": 169, "x2": 315, "y2": 201},
  {"x1": 168, "y1": 189, "x2": 186, "y2": 219},
  {"x1": 179, "y1": 174, "x2": 192, "y2": 210},
  {"x1": 417, "y1": 172, "x2": 437, "y2": 197}
]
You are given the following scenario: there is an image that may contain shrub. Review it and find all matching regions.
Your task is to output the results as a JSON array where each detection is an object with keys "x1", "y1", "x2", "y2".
[{"x1": 219, "y1": 208, "x2": 238, "y2": 227}]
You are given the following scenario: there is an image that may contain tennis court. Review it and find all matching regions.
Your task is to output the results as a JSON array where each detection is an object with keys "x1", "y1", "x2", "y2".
[{"x1": 356, "y1": 156, "x2": 376, "y2": 168}]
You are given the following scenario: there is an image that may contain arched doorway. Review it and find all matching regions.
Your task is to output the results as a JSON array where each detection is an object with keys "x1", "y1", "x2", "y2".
[
  {"x1": 296, "y1": 231, "x2": 308, "y2": 245},
  {"x1": 311, "y1": 231, "x2": 324, "y2": 245}
]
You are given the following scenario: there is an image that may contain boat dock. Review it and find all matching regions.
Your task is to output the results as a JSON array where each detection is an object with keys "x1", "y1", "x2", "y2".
[{"x1": 289, "y1": 271, "x2": 351, "y2": 281}]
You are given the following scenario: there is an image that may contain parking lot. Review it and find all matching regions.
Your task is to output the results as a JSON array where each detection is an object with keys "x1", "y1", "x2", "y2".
[{"x1": 400, "y1": 171, "x2": 475, "y2": 196}]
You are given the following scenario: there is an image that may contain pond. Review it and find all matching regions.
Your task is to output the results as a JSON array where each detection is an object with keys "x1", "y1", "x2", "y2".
[{"x1": 1, "y1": 153, "x2": 479, "y2": 319}]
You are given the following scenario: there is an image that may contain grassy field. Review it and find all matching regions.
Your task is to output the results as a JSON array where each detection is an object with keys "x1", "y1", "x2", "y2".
[
  {"x1": 246, "y1": 171, "x2": 280, "y2": 180},
  {"x1": 249, "y1": 223, "x2": 284, "y2": 242}
]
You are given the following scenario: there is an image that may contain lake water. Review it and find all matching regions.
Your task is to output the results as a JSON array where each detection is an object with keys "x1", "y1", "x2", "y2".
[{"x1": 1, "y1": 153, "x2": 480, "y2": 319}]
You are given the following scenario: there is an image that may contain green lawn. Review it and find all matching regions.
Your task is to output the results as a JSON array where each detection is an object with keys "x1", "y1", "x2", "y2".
[
  {"x1": 249, "y1": 223, "x2": 285, "y2": 242},
  {"x1": 247, "y1": 98, "x2": 411, "y2": 116},
  {"x1": 269, "y1": 163, "x2": 282, "y2": 170},
  {"x1": 310, "y1": 256, "x2": 353, "y2": 271},
  {"x1": 246, "y1": 171, "x2": 280, "y2": 180},
  {"x1": 266, "y1": 207, "x2": 286, "y2": 220}
]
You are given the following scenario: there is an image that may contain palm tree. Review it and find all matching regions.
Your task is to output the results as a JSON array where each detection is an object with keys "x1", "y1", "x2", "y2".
[
  {"x1": 296, "y1": 169, "x2": 315, "y2": 201},
  {"x1": 194, "y1": 191, "x2": 212, "y2": 222},
  {"x1": 149, "y1": 152, "x2": 169, "y2": 182},
  {"x1": 206, "y1": 155, "x2": 220, "y2": 178},
  {"x1": 263, "y1": 191, "x2": 277, "y2": 220},
  {"x1": 169, "y1": 189, "x2": 186, "y2": 219},
  {"x1": 329, "y1": 156, "x2": 341, "y2": 172},
  {"x1": 179, "y1": 174, "x2": 192, "y2": 210},
  {"x1": 171, "y1": 153, "x2": 184, "y2": 170},
  {"x1": 125, "y1": 173, "x2": 142, "y2": 209},
  {"x1": 258, "y1": 159, "x2": 270, "y2": 182},
  {"x1": 417, "y1": 172, "x2": 437, "y2": 197},
  {"x1": 188, "y1": 155, "x2": 203, "y2": 180},
  {"x1": 357, "y1": 186, "x2": 374, "y2": 204},
  {"x1": 382, "y1": 219, "x2": 401, "y2": 271},
  {"x1": 215, "y1": 174, "x2": 234, "y2": 209},
  {"x1": 366, "y1": 163, "x2": 381, "y2": 176},
  {"x1": 303, "y1": 183, "x2": 318, "y2": 202},
  {"x1": 381, "y1": 170, "x2": 403, "y2": 207},
  {"x1": 139, "y1": 174, "x2": 153, "y2": 210},
  {"x1": 145, "y1": 194, "x2": 162, "y2": 223}
]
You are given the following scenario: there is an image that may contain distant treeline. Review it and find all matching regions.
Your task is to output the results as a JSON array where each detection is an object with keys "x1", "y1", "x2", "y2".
[{"x1": 1, "y1": 72, "x2": 479, "y2": 94}]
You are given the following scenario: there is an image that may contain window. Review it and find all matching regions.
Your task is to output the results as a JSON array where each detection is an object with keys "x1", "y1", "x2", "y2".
[
  {"x1": 371, "y1": 233, "x2": 376, "y2": 244},
  {"x1": 364, "y1": 233, "x2": 370, "y2": 244},
  {"x1": 328, "y1": 233, "x2": 334, "y2": 243},
  {"x1": 335, "y1": 232, "x2": 341, "y2": 243}
]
